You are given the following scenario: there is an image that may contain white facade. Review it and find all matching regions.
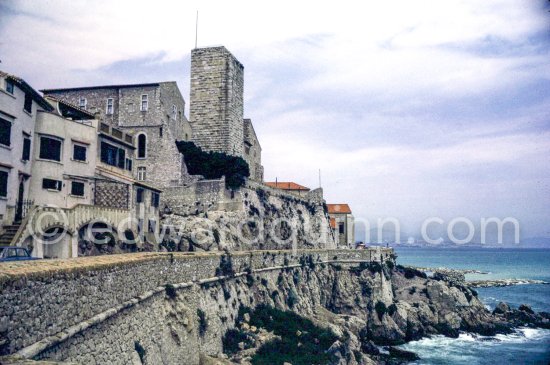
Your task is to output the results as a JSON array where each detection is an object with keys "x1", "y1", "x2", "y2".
[
  {"x1": 0, "y1": 72, "x2": 52, "y2": 227},
  {"x1": 29, "y1": 111, "x2": 98, "y2": 208}
]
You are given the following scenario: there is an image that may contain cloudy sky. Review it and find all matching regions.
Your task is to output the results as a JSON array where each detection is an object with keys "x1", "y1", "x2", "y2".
[{"x1": 1, "y1": 1, "x2": 549, "y2": 241}]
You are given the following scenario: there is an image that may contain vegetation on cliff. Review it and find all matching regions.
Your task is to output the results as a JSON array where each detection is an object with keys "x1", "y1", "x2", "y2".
[
  {"x1": 228, "y1": 305, "x2": 339, "y2": 365},
  {"x1": 176, "y1": 140, "x2": 250, "y2": 189}
]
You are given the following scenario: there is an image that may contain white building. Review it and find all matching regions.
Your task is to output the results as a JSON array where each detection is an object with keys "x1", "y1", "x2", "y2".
[{"x1": 0, "y1": 71, "x2": 53, "y2": 244}]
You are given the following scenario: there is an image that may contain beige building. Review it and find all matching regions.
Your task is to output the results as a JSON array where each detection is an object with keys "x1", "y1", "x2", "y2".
[
  {"x1": 0, "y1": 91, "x2": 163, "y2": 258},
  {"x1": 0, "y1": 71, "x2": 53, "y2": 244},
  {"x1": 327, "y1": 204, "x2": 355, "y2": 248}
]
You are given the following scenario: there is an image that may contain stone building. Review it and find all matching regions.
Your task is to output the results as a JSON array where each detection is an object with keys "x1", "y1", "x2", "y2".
[
  {"x1": 41, "y1": 82, "x2": 193, "y2": 190},
  {"x1": 327, "y1": 204, "x2": 355, "y2": 248},
  {"x1": 0, "y1": 71, "x2": 53, "y2": 243},
  {"x1": 189, "y1": 46, "x2": 263, "y2": 180},
  {"x1": 243, "y1": 118, "x2": 263, "y2": 181}
]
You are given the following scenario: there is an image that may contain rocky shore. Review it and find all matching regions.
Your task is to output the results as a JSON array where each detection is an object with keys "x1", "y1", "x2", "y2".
[{"x1": 208, "y1": 263, "x2": 550, "y2": 364}]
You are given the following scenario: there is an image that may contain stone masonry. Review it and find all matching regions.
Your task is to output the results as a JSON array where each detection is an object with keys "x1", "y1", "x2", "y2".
[
  {"x1": 41, "y1": 83, "x2": 193, "y2": 190},
  {"x1": 189, "y1": 46, "x2": 245, "y2": 157}
]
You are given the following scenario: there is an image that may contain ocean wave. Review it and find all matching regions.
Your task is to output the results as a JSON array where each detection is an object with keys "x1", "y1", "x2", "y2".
[{"x1": 400, "y1": 328, "x2": 550, "y2": 364}]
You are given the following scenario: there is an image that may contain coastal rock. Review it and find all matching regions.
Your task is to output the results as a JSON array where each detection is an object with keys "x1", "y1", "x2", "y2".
[
  {"x1": 387, "y1": 346, "x2": 420, "y2": 361},
  {"x1": 493, "y1": 302, "x2": 510, "y2": 315}
]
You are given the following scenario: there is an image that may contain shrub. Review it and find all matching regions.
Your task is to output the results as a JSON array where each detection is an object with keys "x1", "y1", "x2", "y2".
[
  {"x1": 223, "y1": 329, "x2": 254, "y2": 355},
  {"x1": 246, "y1": 305, "x2": 338, "y2": 365},
  {"x1": 176, "y1": 141, "x2": 250, "y2": 190},
  {"x1": 197, "y1": 309, "x2": 208, "y2": 336},
  {"x1": 375, "y1": 301, "x2": 387, "y2": 320}
]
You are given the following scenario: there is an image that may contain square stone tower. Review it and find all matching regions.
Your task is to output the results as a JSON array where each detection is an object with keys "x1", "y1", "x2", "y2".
[{"x1": 189, "y1": 46, "x2": 244, "y2": 157}]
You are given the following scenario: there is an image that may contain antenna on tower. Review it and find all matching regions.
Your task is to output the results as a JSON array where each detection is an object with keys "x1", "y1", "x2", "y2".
[{"x1": 195, "y1": 11, "x2": 199, "y2": 49}]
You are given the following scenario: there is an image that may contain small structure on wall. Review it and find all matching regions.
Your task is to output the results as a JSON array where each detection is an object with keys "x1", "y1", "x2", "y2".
[{"x1": 327, "y1": 203, "x2": 355, "y2": 248}]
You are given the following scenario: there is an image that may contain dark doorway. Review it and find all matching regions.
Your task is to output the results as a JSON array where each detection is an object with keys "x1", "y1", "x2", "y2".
[{"x1": 14, "y1": 181, "x2": 24, "y2": 222}]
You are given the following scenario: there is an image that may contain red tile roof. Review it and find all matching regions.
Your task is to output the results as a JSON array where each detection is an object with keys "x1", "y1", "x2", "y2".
[
  {"x1": 327, "y1": 204, "x2": 352, "y2": 214},
  {"x1": 265, "y1": 182, "x2": 310, "y2": 191}
]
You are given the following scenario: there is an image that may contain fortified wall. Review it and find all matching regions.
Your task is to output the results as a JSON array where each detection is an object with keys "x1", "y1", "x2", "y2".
[
  {"x1": 0, "y1": 248, "x2": 394, "y2": 364},
  {"x1": 161, "y1": 179, "x2": 337, "y2": 251}
]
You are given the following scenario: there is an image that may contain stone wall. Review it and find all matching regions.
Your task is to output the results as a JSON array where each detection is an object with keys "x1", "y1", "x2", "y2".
[
  {"x1": 0, "y1": 248, "x2": 394, "y2": 363},
  {"x1": 189, "y1": 46, "x2": 244, "y2": 157},
  {"x1": 243, "y1": 118, "x2": 263, "y2": 181},
  {"x1": 161, "y1": 180, "x2": 337, "y2": 251},
  {"x1": 42, "y1": 83, "x2": 191, "y2": 191}
]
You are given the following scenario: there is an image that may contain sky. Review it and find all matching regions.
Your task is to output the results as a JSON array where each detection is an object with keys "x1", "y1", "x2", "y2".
[{"x1": 1, "y1": 0, "x2": 549, "y2": 241}]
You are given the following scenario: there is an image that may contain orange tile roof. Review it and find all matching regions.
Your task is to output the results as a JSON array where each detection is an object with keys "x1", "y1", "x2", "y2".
[
  {"x1": 265, "y1": 182, "x2": 310, "y2": 191},
  {"x1": 330, "y1": 217, "x2": 336, "y2": 229},
  {"x1": 327, "y1": 204, "x2": 352, "y2": 214}
]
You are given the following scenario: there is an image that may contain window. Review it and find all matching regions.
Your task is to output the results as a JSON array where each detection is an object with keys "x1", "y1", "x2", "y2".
[
  {"x1": 73, "y1": 144, "x2": 87, "y2": 162},
  {"x1": 148, "y1": 219, "x2": 156, "y2": 233},
  {"x1": 22, "y1": 137, "x2": 31, "y2": 161},
  {"x1": 39, "y1": 136, "x2": 62, "y2": 161},
  {"x1": 151, "y1": 192, "x2": 159, "y2": 207},
  {"x1": 125, "y1": 158, "x2": 132, "y2": 171},
  {"x1": 117, "y1": 148, "x2": 125, "y2": 169},
  {"x1": 71, "y1": 181, "x2": 85, "y2": 196},
  {"x1": 136, "y1": 188, "x2": 144, "y2": 203},
  {"x1": 106, "y1": 98, "x2": 113, "y2": 115},
  {"x1": 0, "y1": 118, "x2": 11, "y2": 147},
  {"x1": 137, "y1": 166, "x2": 146, "y2": 181},
  {"x1": 0, "y1": 170, "x2": 8, "y2": 197},
  {"x1": 100, "y1": 141, "x2": 127, "y2": 168},
  {"x1": 137, "y1": 134, "x2": 147, "y2": 158},
  {"x1": 338, "y1": 223, "x2": 345, "y2": 235},
  {"x1": 24, "y1": 93, "x2": 32, "y2": 113},
  {"x1": 42, "y1": 178, "x2": 62, "y2": 191},
  {"x1": 79, "y1": 97, "x2": 87, "y2": 110},
  {"x1": 5, "y1": 80, "x2": 14, "y2": 94},
  {"x1": 159, "y1": 127, "x2": 163, "y2": 137},
  {"x1": 172, "y1": 105, "x2": 177, "y2": 120},
  {"x1": 140, "y1": 95, "x2": 148, "y2": 111},
  {"x1": 127, "y1": 103, "x2": 135, "y2": 113}
]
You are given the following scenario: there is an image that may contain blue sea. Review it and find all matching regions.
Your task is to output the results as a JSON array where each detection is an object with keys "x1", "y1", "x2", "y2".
[{"x1": 393, "y1": 247, "x2": 550, "y2": 365}]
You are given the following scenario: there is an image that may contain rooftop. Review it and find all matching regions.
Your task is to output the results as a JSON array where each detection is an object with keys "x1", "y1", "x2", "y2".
[
  {"x1": 265, "y1": 182, "x2": 310, "y2": 191},
  {"x1": 40, "y1": 81, "x2": 177, "y2": 93},
  {"x1": 327, "y1": 204, "x2": 352, "y2": 214}
]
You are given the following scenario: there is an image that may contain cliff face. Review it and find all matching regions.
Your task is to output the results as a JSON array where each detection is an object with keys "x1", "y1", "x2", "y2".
[
  {"x1": 161, "y1": 184, "x2": 336, "y2": 252},
  {"x1": 1, "y1": 250, "x2": 516, "y2": 365}
]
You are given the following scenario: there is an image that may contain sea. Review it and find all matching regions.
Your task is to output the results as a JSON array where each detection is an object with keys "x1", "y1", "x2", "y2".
[{"x1": 393, "y1": 247, "x2": 550, "y2": 365}]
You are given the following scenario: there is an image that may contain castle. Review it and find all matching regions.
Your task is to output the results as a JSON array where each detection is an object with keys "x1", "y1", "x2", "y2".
[{"x1": 0, "y1": 46, "x2": 352, "y2": 258}]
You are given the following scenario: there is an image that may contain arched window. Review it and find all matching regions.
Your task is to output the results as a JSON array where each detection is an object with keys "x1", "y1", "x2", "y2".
[{"x1": 137, "y1": 134, "x2": 147, "y2": 158}]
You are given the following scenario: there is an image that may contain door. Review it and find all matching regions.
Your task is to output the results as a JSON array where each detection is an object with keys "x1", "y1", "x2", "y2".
[{"x1": 15, "y1": 180, "x2": 24, "y2": 222}]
